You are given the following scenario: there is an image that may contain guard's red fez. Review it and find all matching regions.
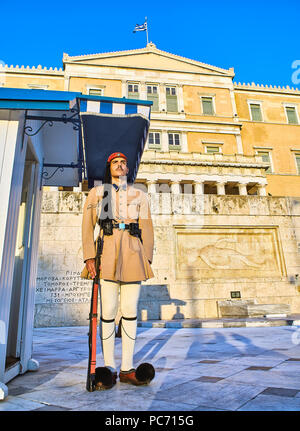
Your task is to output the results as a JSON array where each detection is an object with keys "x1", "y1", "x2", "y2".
[{"x1": 107, "y1": 152, "x2": 127, "y2": 163}]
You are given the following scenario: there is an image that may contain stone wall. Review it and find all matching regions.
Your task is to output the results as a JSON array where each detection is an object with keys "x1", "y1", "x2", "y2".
[{"x1": 34, "y1": 191, "x2": 300, "y2": 327}]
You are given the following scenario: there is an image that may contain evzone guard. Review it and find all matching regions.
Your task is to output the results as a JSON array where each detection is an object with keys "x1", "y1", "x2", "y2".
[{"x1": 81, "y1": 152, "x2": 155, "y2": 390}]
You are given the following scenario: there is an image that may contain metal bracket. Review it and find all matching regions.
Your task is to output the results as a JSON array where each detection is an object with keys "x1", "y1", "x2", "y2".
[
  {"x1": 24, "y1": 106, "x2": 80, "y2": 137},
  {"x1": 40, "y1": 160, "x2": 83, "y2": 189}
]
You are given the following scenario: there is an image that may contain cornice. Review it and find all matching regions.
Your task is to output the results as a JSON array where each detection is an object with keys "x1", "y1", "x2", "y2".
[
  {"x1": 0, "y1": 64, "x2": 63, "y2": 75},
  {"x1": 234, "y1": 81, "x2": 300, "y2": 96},
  {"x1": 141, "y1": 159, "x2": 269, "y2": 169}
]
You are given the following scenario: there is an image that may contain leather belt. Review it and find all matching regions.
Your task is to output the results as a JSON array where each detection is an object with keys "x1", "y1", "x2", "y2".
[{"x1": 113, "y1": 222, "x2": 129, "y2": 230}]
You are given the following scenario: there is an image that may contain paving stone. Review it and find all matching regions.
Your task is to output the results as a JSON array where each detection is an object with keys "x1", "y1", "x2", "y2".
[
  {"x1": 238, "y1": 394, "x2": 300, "y2": 411},
  {"x1": 246, "y1": 366, "x2": 273, "y2": 371},
  {"x1": 196, "y1": 376, "x2": 224, "y2": 383},
  {"x1": 154, "y1": 380, "x2": 266, "y2": 411},
  {"x1": 260, "y1": 387, "x2": 299, "y2": 397},
  {"x1": 225, "y1": 369, "x2": 300, "y2": 390},
  {"x1": 0, "y1": 396, "x2": 45, "y2": 411},
  {"x1": 3, "y1": 325, "x2": 300, "y2": 411}
]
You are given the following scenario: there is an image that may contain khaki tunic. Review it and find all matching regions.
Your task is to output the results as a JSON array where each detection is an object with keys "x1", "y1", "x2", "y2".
[{"x1": 81, "y1": 184, "x2": 154, "y2": 282}]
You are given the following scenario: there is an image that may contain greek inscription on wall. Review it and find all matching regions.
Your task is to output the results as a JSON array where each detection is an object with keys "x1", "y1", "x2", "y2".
[{"x1": 35, "y1": 271, "x2": 91, "y2": 304}]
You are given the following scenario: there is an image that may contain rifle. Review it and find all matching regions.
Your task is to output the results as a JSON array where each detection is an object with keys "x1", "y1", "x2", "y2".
[{"x1": 86, "y1": 234, "x2": 104, "y2": 392}]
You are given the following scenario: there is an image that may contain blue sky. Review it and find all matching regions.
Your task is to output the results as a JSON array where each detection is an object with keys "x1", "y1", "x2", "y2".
[{"x1": 1, "y1": 0, "x2": 300, "y2": 88}]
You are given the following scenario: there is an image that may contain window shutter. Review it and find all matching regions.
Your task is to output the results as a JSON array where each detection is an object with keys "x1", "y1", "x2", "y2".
[
  {"x1": 296, "y1": 155, "x2": 300, "y2": 174},
  {"x1": 154, "y1": 133, "x2": 160, "y2": 145},
  {"x1": 166, "y1": 95, "x2": 178, "y2": 112},
  {"x1": 206, "y1": 146, "x2": 220, "y2": 154},
  {"x1": 202, "y1": 97, "x2": 214, "y2": 115},
  {"x1": 128, "y1": 84, "x2": 139, "y2": 99},
  {"x1": 128, "y1": 92, "x2": 139, "y2": 99},
  {"x1": 149, "y1": 133, "x2": 154, "y2": 145},
  {"x1": 89, "y1": 88, "x2": 103, "y2": 96},
  {"x1": 257, "y1": 151, "x2": 272, "y2": 173},
  {"x1": 250, "y1": 104, "x2": 263, "y2": 121},
  {"x1": 286, "y1": 107, "x2": 298, "y2": 124},
  {"x1": 148, "y1": 132, "x2": 161, "y2": 148},
  {"x1": 147, "y1": 94, "x2": 159, "y2": 111},
  {"x1": 168, "y1": 133, "x2": 180, "y2": 148}
]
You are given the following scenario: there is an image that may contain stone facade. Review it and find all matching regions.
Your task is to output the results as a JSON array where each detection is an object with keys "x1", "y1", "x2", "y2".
[
  {"x1": 34, "y1": 191, "x2": 300, "y2": 327},
  {"x1": 3, "y1": 44, "x2": 299, "y2": 327},
  {"x1": 2, "y1": 43, "x2": 300, "y2": 197}
]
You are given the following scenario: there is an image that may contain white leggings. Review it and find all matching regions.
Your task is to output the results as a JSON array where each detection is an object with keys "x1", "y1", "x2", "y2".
[{"x1": 100, "y1": 279, "x2": 141, "y2": 372}]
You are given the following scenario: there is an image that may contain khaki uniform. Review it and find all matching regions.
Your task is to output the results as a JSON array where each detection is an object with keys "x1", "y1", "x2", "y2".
[{"x1": 81, "y1": 184, "x2": 154, "y2": 282}]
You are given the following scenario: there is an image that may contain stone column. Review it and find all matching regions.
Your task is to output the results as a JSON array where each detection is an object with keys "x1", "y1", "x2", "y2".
[
  {"x1": 170, "y1": 181, "x2": 181, "y2": 194},
  {"x1": 257, "y1": 184, "x2": 267, "y2": 196},
  {"x1": 194, "y1": 181, "x2": 204, "y2": 195},
  {"x1": 146, "y1": 180, "x2": 157, "y2": 194},
  {"x1": 216, "y1": 182, "x2": 226, "y2": 195},
  {"x1": 238, "y1": 182, "x2": 248, "y2": 196}
]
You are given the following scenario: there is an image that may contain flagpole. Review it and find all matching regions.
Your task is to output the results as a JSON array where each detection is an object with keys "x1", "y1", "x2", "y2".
[{"x1": 145, "y1": 16, "x2": 149, "y2": 45}]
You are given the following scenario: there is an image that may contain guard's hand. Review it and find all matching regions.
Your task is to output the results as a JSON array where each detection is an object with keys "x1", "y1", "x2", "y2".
[{"x1": 85, "y1": 258, "x2": 96, "y2": 279}]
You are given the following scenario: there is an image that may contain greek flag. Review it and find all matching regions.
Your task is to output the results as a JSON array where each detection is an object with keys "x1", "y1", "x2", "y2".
[{"x1": 133, "y1": 22, "x2": 147, "y2": 33}]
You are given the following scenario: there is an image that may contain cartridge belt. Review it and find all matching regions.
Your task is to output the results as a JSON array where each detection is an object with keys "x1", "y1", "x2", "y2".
[{"x1": 113, "y1": 222, "x2": 130, "y2": 230}]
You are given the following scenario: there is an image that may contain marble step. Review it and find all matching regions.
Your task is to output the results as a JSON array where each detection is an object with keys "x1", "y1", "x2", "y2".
[{"x1": 218, "y1": 300, "x2": 290, "y2": 318}]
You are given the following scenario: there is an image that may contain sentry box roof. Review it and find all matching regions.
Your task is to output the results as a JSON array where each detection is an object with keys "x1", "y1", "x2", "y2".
[{"x1": 0, "y1": 87, "x2": 152, "y2": 187}]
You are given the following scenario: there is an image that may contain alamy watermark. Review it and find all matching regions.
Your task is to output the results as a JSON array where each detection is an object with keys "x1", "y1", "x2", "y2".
[
  {"x1": 291, "y1": 60, "x2": 300, "y2": 85},
  {"x1": 88, "y1": 177, "x2": 205, "y2": 224}
]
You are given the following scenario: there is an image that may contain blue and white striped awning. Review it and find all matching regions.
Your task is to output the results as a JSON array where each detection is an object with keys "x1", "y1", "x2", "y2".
[
  {"x1": 78, "y1": 95, "x2": 152, "y2": 187},
  {"x1": 80, "y1": 97, "x2": 151, "y2": 119}
]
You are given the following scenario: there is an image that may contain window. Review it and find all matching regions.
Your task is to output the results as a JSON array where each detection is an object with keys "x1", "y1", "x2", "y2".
[
  {"x1": 88, "y1": 88, "x2": 104, "y2": 96},
  {"x1": 27, "y1": 84, "x2": 48, "y2": 90},
  {"x1": 201, "y1": 97, "x2": 214, "y2": 115},
  {"x1": 205, "y1": 145, "x2": 221, "y2": 154},
  {"x1": 257, "y1": 150, "x2": 272, "y2": 173},
  {"x1": 147, "y1": 85, "x2": 159, "y2": 111},
  {"x1": 249, "y1": 103, "x2": 263, "y2": 121},
  {"x1": 148, "y1": 132, "x2": 161, "y2": 149},
  {"x1": 285, "y1": 106, "x2": 299, "y2": 124},
  {"x1": 166, "y1": 86, "x2": 178, "y2": 112},
  {"x1": 168, "y1": 133, "x2": 180, "y2": 148},
  {"x1": 296, "y1": 154, "x2": 300, "y2": 174},
  {"x1": 128, "y1": 83, "x2": 139, "y2": 99}
]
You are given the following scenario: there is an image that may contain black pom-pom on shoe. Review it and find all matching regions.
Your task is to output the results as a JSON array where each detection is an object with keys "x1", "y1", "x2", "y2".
[
  {"x1": 95, "y1": 367, "x2": 116, "y2": 390},
  {"x1": 135, "y1": 363, "x2": 155, "y2": 383}
]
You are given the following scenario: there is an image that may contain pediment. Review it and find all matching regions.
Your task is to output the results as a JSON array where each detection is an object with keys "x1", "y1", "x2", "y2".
[{"x1": 64, "y1": 44, "x2": 234, "y2": 77}]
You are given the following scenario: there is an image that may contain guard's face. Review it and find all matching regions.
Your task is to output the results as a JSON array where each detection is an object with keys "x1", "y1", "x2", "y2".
[{"x1": 110, "y1": 157, "x2": 129, "y2": 178}]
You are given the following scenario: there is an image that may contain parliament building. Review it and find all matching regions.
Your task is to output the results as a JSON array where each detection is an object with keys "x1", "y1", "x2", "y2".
[{"x1": 1, "y1": 43, "x2": 300, "y2": 326}]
